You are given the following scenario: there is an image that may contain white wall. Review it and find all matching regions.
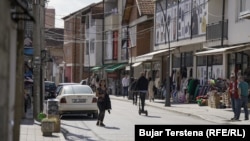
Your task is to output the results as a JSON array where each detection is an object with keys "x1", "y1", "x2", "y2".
[
  {"x1": 84, "y1": 15, "x2": 103, "y2": 67},
  {"x1": 227, "y1": 0, "x2": 250, "y2": 44}
]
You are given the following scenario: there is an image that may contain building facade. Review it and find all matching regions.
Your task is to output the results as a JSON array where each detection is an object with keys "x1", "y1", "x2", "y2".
[{"x1": 63, "y1": 2, "x2": 103, "y2": 83}]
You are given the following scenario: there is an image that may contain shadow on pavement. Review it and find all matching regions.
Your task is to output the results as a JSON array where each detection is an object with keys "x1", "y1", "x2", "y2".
[
  {"x1": 61, "y1": 123, "x2": 90, "y2": 131},
  {"x1": 103, "y1": 126, "x2": 120, "y2": 130},
  {"x1": 61, "y1": 127, "x2": 98, "y2": 141},
  {"x1": 20, "y1": 119, "x2": 34, "y2": 125}
]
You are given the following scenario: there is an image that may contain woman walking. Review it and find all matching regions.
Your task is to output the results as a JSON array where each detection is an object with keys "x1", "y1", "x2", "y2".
[
  {"x1": 96, "y1": 79, "x2": 111, "y2": 126},
  {"x1": 148, "y1": 77, "x2": 154, "y2": 102}
]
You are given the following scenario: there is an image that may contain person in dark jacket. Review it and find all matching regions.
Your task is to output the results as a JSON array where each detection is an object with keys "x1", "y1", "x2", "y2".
[
  {"x1": 96, "y1": 79, "x2": 111, "y2": 127},
  {"x1": 136, "y1": 72, "x2": 148, "y2": 111},
  {"x1": 130, "y1": 78, "x2": 138, "y2": 105}
]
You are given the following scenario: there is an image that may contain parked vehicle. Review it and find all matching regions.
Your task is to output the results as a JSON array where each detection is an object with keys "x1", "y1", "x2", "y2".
[
  {"x1": 55, "y1": 83, "x2": 79, "y2": 97},
  {"x1": 44, "y1": 81, "x2": 56, "y2": 99},
  {"x1": 56, "y1": 84, "x2": 98, "y2": 118}
]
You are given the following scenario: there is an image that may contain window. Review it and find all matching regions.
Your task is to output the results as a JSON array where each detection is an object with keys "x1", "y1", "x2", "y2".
[
  {"x1": 213, "y1": 55, "x2": 223, "y2": 65},
  {"x1": 240, "y1": 0, "x2": 246, "y2": 12},
  {"x1": 129, "y1": 26, "x2": 136, "y2": 47},
  {"x1": 237, "y1": 0, "x2": 246, "y2": 21},
  {"x1": 197, "y1": 56, "x2": 207, "y2": 66},
  {"x1": 86, "y1": 15, "x2": 89, "y2": 29},
  {"x1": 185, "y1": 52, "x2": 193, "y2": 67},
  {"x1": 172, "y1": 54, "x2": 180, "y2": 68},
  {"x1": 91, "y1": 18, "x2": 95, "y2": 26},
  {"x1": 90, "y1": 39, "x2": 95, "y2": 53},
  {"x1": 86, "y1": 40, "x2": 89, "y2": 55}
]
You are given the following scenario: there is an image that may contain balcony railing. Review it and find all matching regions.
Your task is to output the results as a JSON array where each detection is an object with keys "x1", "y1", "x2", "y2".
[{"x1": 206, "y1": 20, "x2": 228, "y2": 41}]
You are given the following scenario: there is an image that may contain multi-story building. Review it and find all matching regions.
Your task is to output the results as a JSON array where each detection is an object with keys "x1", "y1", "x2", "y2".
[
  {"x1": 45, "y1": 28, "x2": 64, "y2": 84},
  {"x1": 102, "y1": 0, "x2": 129, "y2": 95},
  {"x1": 62, "y1": 2, "x2": 103, "y2": 83},
  {"x1": 45, "y1": 8, "x2": 55, "y2": 28},
  {"x1": 122, "y1": 0, "x2": 155, "y2": 80},
  {"x1": 151, "y1": 0, "x2": 250, "y2": 102}
]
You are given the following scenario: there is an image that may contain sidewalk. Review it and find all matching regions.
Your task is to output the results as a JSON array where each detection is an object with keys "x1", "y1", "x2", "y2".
[
  {"x1": 19, "y1": 105, "x2": 66, "y2": 141},
  {"x1": 110, "y1": 95, "x2": 250, "y2": 125},
  {"x1": 19, "y1": 95, "x2": 250, "y2": 141}
]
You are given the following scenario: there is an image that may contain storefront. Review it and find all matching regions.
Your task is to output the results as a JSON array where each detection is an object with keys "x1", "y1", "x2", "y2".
[{"x1": 105, "y1": 63, "x2": 126, "y2": 95}]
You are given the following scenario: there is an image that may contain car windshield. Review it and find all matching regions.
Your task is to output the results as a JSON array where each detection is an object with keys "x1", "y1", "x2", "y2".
[
  {"x1": 45, "y1": 82, "x2": 56, "y2": 88},
  {"x1": 63, "y1": 85, "x2": 93, "y2": 94}
]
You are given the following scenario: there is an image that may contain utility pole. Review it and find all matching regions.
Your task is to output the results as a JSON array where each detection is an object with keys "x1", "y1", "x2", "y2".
[
  {"x1": 40, "y1": 0, "x2": 45, "y2": 112},
  {"x1": 80, "y1": 22, "x2": 83, "y2": 81},
  {"x1": 33, "y1": 0, "x2": 41, "y2": 120},
  {"x1": 158, "y1": 1, "x2": 171, "y2": 107}
]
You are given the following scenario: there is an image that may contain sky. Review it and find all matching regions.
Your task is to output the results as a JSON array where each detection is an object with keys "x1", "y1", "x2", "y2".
[{"x1": 47, "y1": 0, "x2": 102, "y2": 28}]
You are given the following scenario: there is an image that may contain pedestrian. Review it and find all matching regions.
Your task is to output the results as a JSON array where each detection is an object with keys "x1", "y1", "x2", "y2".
[
  {"x1": 148, "y1": 77, "x2": 154, "y2": 102},
  {"x1": 122, "y1": 74, "x2": 130, "y2": 98},
  {"x1": 136, "y1": 72, "x2": 149, "y2": 112},
  {"x1": 237, "y1": 76, "x2": 249, "y2": 120},
  {"x1": 130, "y1": 78, "x2": 138, "y2": 105},
  {"x1": 96, "y1": 79, "x2": 111, "y2": 127},
  {"x1": 228, "y1": 74, "x2": 240, "y2": 121}
]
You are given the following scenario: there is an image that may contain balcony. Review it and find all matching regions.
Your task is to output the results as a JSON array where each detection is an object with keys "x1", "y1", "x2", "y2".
[
  {"x1": 206, "y1": 20, "x2": 228, "y2": 42},
  {"x1": 105, "y1": 14, "x2": 119, "y2": 31}
]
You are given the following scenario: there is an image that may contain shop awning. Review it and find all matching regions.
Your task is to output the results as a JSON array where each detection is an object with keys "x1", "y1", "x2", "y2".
[
  {"x1": 195, "y1": 44, "x2": 250, "y2": 56},
  {"x1": 135, "y1": 48, "x2": 174, "y2": 62},
  {"x1": 105, "y1": 63, "x2": 126, "y2": 72},
  {"x1": 132, "y1": 62, "x2": 142, "y2": 67},
  {"x1": 91, "y1": 66, "x2": 102, "y2": 72}
]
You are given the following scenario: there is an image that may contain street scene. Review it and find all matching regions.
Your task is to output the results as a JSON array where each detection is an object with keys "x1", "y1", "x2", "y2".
[{"x1": 1, "y1": 0, "x2": 250, "y2": 141}]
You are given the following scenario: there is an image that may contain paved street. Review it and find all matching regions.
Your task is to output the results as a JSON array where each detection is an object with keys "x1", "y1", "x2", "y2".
[{"x1": 20, "y1": 95, "x2": 250, "y2": 141}]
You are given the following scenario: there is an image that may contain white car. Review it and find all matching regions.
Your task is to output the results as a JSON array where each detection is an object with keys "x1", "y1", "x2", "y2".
[{"x1": 56, "y1": 84, "x2": 98, "y2": 118}]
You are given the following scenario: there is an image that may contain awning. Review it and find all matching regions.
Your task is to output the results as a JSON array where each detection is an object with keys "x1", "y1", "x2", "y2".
[
  {"x1": 132, "y1": 62, "x2": 142, "y2": 67},
  {"x1": 135, "y1": 48, "x2": 173, "y2": 62},
  {"x1": 91, "y1": 66, "x2": 102, "y2": 72},
  {"x1": 105, "y1": 63, "x2": 126, "y2": 72},
  {"x1": 195, "y1": 44, "x2": 250, "y2": 56}
]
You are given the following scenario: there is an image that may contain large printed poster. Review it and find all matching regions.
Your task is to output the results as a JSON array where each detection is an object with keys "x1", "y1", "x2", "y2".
[
  {"x1": 155, "y1": 0, "x2": 208, "y2": 44},
  {"x1": 191, "y1": 0, "x2": 208, "y2": 36},
  {"x1": 178, "y1": 0, "x2": 191, "y2": 39},
  {"x1": 155, "y1": 11, "x2": 166, "y2": 44}
]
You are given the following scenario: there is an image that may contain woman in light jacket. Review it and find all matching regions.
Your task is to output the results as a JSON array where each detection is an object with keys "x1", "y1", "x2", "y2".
[{"x1": 148, "y1": 77, "x2": 154, "y2": 102}]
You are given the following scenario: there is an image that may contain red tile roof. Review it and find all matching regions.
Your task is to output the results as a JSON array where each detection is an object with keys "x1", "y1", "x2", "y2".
[{"x1": 137, "y1": 0, "x2": 154, "y2": 16}]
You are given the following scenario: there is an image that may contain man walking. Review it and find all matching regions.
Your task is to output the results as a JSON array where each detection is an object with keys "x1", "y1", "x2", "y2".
[
  {"x1": 228, "y1": 74, "x2": 240, "y2": 121},
  {"x1": 122, "y1": 74, "x2": 129, "y2": 98},
  {"x1": 237, "y1": 76, "x2": 249, "y2": 120}
]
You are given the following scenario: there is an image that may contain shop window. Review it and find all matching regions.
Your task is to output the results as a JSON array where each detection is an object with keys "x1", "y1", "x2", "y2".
[
  {"x1": 197, "y1": 56, "x2": 206, "y2": 66},
  {"x1": 229, "y1": 54, "x2": 235, "y2": 64},
  {"x1": 213, "y1": 55, "x2": 223, "y2": 65},
  {"x1": 172, "y1": 54, "x2": 180, "y2": 68},
  {"x1": 185, "y1": 52, "x2": 193, "y2": 67}
]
